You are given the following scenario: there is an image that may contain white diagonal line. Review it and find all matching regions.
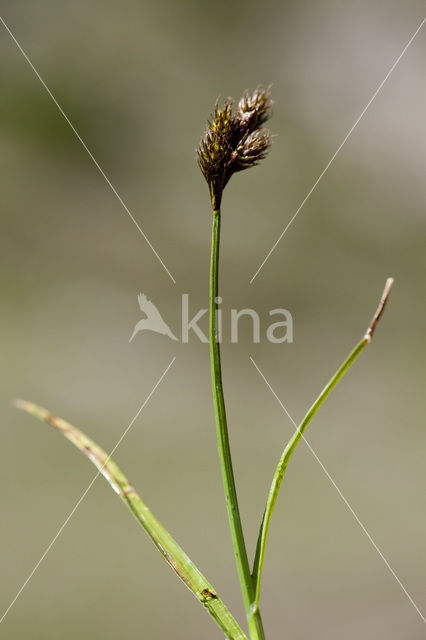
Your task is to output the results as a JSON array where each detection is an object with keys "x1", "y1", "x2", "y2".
[
  {"x1": 250, "y1": 356, "x2": 426, "y2": 625},
  {"x1": 0, "y1": 16, "x2": 176, "y2": 285},
  {"x1": 0, "y1": 357, "x2": 176, "y2": 625},
  {"x1": 250, "y1": 17, "x2": 426, "y2": 284}
]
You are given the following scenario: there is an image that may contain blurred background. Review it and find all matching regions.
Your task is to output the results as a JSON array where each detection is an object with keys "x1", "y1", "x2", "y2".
[{"x1": 1, "y1": 1, "x2": 425, "y2": 638}]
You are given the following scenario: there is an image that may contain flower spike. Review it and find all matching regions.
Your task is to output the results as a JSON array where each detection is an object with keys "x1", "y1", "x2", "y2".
[{"x1": 197, "y1": 87, "x2": 273, "y2": 209}]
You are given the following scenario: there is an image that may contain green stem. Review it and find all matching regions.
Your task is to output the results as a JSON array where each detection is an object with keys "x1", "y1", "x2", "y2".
[
  {"x1": 210, "y1": 208, "x2": 265, "y2": 640},
  {"x1": 15, "y1": 399, "x2": 248, "y2": 640},
  {"x1": 251, "y1": 277, "x2": 394, "y2": 615}
]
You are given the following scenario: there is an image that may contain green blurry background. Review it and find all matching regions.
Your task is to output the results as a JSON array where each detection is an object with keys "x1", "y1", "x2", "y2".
[{"x1": 1, "y1": 1, "x2": 426, "y2": 638}]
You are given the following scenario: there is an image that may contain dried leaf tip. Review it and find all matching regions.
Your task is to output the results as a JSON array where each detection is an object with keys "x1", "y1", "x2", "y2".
[
  {"x1": 364, "y1": 277, "x2": 394, "y2": 342},
  {"x1": 197, "y1": 87, "x2": 273, "y2": 210}
]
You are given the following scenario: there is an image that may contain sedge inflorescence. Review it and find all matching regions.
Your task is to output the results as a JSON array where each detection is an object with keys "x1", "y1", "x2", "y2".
[{"x1": 197, "y1": 86, "x2": 273, "y2": 209}]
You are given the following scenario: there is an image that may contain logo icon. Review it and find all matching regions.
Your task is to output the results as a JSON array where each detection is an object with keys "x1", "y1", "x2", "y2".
[
  {"x1": 130, "y1": 293, "x2": 294, "y2": 343},
  {"x1": 129, "y1": 294, "x2": 178, "y2": 342}
]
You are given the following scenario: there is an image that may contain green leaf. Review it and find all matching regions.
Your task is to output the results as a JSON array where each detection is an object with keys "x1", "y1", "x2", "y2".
[
  {"x1": 15, "y1": 400, "x2": 248, "y2": 640},
  {"x1": 251, "y1": 278, "x2": 394, "y2": 616}
]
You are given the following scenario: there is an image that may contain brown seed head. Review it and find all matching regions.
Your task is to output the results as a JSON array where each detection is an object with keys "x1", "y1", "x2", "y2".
[
  {"x1": 233, "y1": 129, "x2": 272, "y2": 172},
  {"x1": 197, "y1": 87, "x2": 273, "y2": 209},
  {"x1": 236, "y1": 85, "x2": 273, "y2": 133}
]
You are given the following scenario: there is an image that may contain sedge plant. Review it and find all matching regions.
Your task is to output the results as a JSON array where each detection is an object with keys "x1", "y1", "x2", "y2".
[{"x1": 15, "y1": 87, "x2": 394, "y2": 640}]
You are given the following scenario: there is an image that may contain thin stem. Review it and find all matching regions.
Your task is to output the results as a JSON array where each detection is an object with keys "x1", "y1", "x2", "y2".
[
  {"x1": 251, "y1": 278, "x2": 394, "y2": 615},
  {"x1": 15, "y1": 399, "x2": 248, "y2": 640},
  {"x1": 209, "y1": 207, "x2": 265, "y2": 640}
]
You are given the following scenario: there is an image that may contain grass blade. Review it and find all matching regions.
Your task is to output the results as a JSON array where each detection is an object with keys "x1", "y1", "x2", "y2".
[
  {"x1": 250, "y1": 278, "x2": 394, "y2": 616},
  {"x1": 15, "y1": 399, "x2": 248, "y2": 640}
]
